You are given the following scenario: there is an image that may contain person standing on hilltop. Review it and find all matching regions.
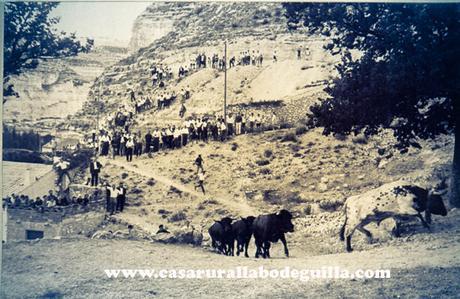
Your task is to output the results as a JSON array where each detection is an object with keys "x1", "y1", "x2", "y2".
[
  {"x1": 89, "y1": 157, "x2": 102, "y2": 187},
  {"x1": 195, "y1": 154, "x2": 204, "y2": 173},
  {"x1": 227, "y1": 113, "x2": 235, "y2": 136},
  {"x1": 179, "y1": 103, "x2": 187, "y2": 118},
  {"x1": 125, "y1": 137, "x2": 134, "y2": 162},
  {"x1": 256, "y1": 113, "x2": 263, "y2": 133},
  {"x1": 271, "y1": 111, "x2": 279, "y2": 130},
  {"x1": 249, "y1": 112, "x2": 256, "y2": 133},
  {"x1": 145, "y1": 130, "x2": 152, "y2": 154},
  {"x1": 134, "y1": 132, "x2": 143, "y2": 157},
  {"x1": 116, "y1": 182, "x2": 127, "y2": 213},
  {"x1": 297, "y1": 47, "x2": 302, "y2": 60},
  {"x1": 235, "y1": 112, "x2": 243, "y2": 135},
  {"x1": 152, "y1": 128, "x2": 160, "y2": 152},
  {"x1": 219, "y1": 120, "x2": 227, "y2": 142}
]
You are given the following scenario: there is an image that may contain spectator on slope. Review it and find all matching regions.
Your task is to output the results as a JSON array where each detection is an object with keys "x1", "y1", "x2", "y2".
[
  {"x1": 100, "y1": 132, "x2": 110, "y2": 156},
  {"x1": 161, "y1": 128, "x2": 167, "y2": 150},
  {"x1": 202, "y1": 119, "x2": 209, "y2": 143},
  {"x1": 156, "y1": 224, "x2": 170, "y2": 234},
  {"x1": 120, "y1": 132, "x2": 126, "y2": 156},
  {"x1": 179, "y1": 103, "x2": 187, "y2": 118},
  {"x1": 145, "y1": 130, "x2": 152, "y2": 154},
  {"x1": 105, "y1": 182, "x2": 111, "y2": 213},
  {"x1": 116, "y1": 182, "x2": 127, "y2": 213},
  {"x1": 185, "y1": 86, "x2": 191, "y2": 100},
  {"x1": 195, "y1": 154, "x2": 204, "y2": 173},
  {"x1": 105, "y1": 183, "x2": 117, "y2": 215},
  {"x1": 166, "y1": 127, "x2": 174, "y2": 149},
  {"x1": 181, "y1": 126, "x2": 189, "y2": 146},
  {"x1": 227, "y1": 113, "x2": 235, "y2": 136},
  {"x1": 194, "y1": 170, "x2": 206, "y2": 195},
  {"x1": 235, "y1": 112, "x2": 243, "y2": 135},
  {"x1": 241, "y1": 112, "x2": 247, "y2": 134},
  {"x1": 271, "y1": 112, "x2": 279, "y2": 130},
  {"x1": 256, "y1": 113, "x2": 263, "y2": 132},
  {"x1": 89, "y1": 157, "x2": 102, "y2": 187},
  {"x1": 125, "y1": 137, "x2": 134, "y2": 162},
  {"x1": 297, "y1": 47, "x2": 302, "y2": 60},
  {"x1": 111, "y1": 132, "x2": 120, "y2": 158},
  {"x1": 152, "y1": 128, "x2": 161, "y2": 152},
  {"x1": 249, "y1": 112, "x2": 256, "y2": 133},
  {"x1": 130, "y1": 90, "x2": 136, "y2": 102},
  {"x1": 173, "y1": 127, "x2": 182, "y2": 149},
  {"x1": 134, "y1": 133, "x2": 143, "y2": 157},
  {"x1": 219, "y1": 120, "x2": 227, "y2": 142}
]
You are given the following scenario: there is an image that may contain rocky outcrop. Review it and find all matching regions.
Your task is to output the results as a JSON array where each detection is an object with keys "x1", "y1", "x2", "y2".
[{"x1": 3, "y1": 47, "x2": 127, "y2": 132}]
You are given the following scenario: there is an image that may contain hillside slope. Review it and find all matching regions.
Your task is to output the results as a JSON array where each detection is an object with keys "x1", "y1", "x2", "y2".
[{"x1": 80, "y1": 3, "x2": 335, "y2": 131}]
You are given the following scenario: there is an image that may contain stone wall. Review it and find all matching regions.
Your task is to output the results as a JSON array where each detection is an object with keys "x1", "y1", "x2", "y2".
[{"x1": 4, "y1": 200, "x2": 106, "y2": 242}]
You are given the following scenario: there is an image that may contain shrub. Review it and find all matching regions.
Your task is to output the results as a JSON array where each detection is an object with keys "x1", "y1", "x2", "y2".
[
  {"x1": 303, "y1": 204, "x2": 312, "y2": 215},
  {"x1": 264, "y1": 149, "x2": 273, "y2": 158},
  {"x1": 260, "y1": 168, "x2": 272, "y2": 175},
  {"x1": 319, "y1": 199, "x2": 343, "y2": 212},
  {"x1": 203, "y1": 199, "x2": 218, "y2": 205},
  {"x1": 281, "y1": 132, "x2": 298, "y2": 143},
  {"x1": 295, "y1": 126, "x2": 308, "y2": 136},
  {"x1": 146, "y1": 179, "x2": 156, "y2": 186},
  {"x1": 158, "y1": 209, "x2": 171, "y2": 215},
  {"x1": 255, "y1": 159, "x2": 270, "y2": 166},
  {"x1": 352, "y1": 135, "x2": 368, "y2": 144},
  {"x1": 231, "y1": 143, "x2": 238, "y2": 151},
  {"x1": 168, "y1": 211, "x2": 187, "y2": 222},
  {"x1": 121, "y1": 172, "x2": 129, "y2": 179},
  {"x1": 131, "y1": 187, "x2": 143, "y2": 195}
]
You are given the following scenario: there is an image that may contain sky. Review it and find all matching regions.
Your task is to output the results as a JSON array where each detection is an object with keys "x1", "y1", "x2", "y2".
[{"x1": 50, "y1": 2, "x2": 152, "y2": 47}]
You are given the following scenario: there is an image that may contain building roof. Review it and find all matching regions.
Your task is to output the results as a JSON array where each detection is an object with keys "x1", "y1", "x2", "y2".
[{"x1": 2, "y1": 161, "x2": 55, "y2": 197}]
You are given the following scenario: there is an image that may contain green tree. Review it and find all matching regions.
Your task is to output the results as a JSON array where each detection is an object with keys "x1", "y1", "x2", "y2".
[
  {"x1": 3, "y1": 2, "x2": 93, "y2": 101},
  {"x1": 283, "y1": 3, "x2": 460, "y2": 206}
]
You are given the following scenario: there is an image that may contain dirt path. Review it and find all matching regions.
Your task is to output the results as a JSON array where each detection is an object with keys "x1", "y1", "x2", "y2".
[
  {"x1": 2, "y1": 235, "x2": 459, "y2": 298},
  {"x1": 102, "y1": 157, "x2": 257, "y2": 216}
]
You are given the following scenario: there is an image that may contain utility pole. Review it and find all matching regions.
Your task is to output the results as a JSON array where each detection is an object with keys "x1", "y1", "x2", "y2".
[
  {"x1": 95, "y1": 81, "x2": 101, "y2": 162},
  {"x1": 224, "y1": 40, "x2": 228, "y2": 124}
]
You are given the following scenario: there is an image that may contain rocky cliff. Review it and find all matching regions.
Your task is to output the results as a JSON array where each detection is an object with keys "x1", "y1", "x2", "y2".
[
  {"x1": 82, "y1": 2, "x2": 334, "y2": 129},
  {"x1": 3, "y1": 46, "x2": 127, "y2": 133}
]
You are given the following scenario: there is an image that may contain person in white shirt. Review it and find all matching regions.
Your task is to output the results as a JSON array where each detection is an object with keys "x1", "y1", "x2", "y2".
[
  {"x1": 227, "y1": 113, "x2": 235, "y2": 136},
  {"x1": 249, "y1": 113, "x2": 256, "y2": 133},
  {"x1": 271, "y1": 112, "x2": 279, "y2": 130},
  {"x1": 255, "y1": 113, "x2": 263, "y2": 132},
  {"x1": 194, "y1": 170, "x2": 206, "y2": 195},
  {"x1": 181, "y1": 126, "x2": 189, "y2": 146},
  {"x1": 173, "y1": 127, "x2": 182, "y2": 149},
  {"x1": 125, "y1": 138, "x2": 134, "y2": 162},
  {"x1": 219, "y1": 121, "x2": 227, "y2": 141}
]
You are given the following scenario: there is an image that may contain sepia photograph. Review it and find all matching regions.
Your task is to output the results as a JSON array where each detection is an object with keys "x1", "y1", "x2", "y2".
[{"x1": 1, "y1": 1, "x2": 459, "y2": 298}]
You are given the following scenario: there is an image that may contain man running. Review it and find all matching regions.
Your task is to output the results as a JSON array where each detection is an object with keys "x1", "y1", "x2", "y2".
[{"x1": 195, "y1": 154, "x2": 204, "y2": 173}]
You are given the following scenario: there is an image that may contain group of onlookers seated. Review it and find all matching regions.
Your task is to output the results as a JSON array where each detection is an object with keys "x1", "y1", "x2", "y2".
[{"x1": 2, "y1": 190, "x2": 96, "y2": 210}]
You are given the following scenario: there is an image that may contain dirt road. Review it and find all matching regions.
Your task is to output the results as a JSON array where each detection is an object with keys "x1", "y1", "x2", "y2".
[{"x1": 2, "y1": 229, "x2": 459, "y2": 299}]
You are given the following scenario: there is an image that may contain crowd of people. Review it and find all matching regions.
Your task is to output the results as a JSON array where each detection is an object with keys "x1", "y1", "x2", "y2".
[
  {"x1": 90, "y1": 110, "x2": 279, "y2": 162},
  {"x1": 2, "y1": 190, "x2": 96, "y2": 210},
  {"x1": 188, "y1": 50, "x2": 267, "y2": 71},
  {"x1": 104, "y1": 181, "x2": 128, "y2": 215}
]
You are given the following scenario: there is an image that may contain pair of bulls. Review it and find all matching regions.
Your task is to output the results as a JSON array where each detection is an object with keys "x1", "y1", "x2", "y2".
[{"x1": 208, "y1": 210, "x2": 295, "y2": 258}]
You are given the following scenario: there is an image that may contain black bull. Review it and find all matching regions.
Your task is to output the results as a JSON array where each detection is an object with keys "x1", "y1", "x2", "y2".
[
  {"x1": 208, "y1": 217, "x2": 234, "y2": 255},
  {"x1": 253, "y1": 210, "x2": 294, "y2": 258}
]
